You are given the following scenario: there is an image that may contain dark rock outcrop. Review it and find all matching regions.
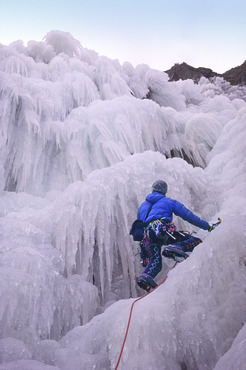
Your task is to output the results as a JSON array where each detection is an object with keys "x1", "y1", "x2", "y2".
[
  {"x1": 165, "y1": 62, "x2": 219, "y2": 82},
  {"x1": 222, "y1": 60, "x2": 246, "y2": 85},
  {"x1": 165, "y1": 61, "x2": 246, "y2": 86}
]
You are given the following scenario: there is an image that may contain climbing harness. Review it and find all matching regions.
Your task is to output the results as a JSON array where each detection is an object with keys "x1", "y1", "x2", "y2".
[
  {"x1": 144, "y1": 218, "x2": 178, "y2": 243},
  {"x1": 114, "y1": 262, "x2": 178, "y2": 370}
]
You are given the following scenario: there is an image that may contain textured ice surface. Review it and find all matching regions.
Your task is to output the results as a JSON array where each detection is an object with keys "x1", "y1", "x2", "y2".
[{"x1": 0, "y1": 31, "x2": 246, "y2": 369}]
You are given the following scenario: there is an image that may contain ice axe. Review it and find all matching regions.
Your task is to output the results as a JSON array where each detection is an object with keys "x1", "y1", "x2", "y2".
[{"x1": 209, "y1": 217, "x2": 222, "y2": 231}]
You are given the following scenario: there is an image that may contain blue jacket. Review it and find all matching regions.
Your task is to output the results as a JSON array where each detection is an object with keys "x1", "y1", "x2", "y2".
[{"x1": 137, "y1": 192, "x2": 210, "y2": 230}]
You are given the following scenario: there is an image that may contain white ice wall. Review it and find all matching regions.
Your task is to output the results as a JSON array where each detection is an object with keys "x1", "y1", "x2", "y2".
[{"x1": 0, "y1": 31, "x2": 246, "y2": 369}]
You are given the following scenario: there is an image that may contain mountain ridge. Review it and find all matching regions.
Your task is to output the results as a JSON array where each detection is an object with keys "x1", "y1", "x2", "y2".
[{"x1": 165, "y1": 60, "x2": 246, "y2": 85}]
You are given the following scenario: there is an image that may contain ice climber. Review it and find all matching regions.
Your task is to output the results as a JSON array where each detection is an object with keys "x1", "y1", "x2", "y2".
[{"x1": 130, "y1": 180, "x2": 214, "y2": 292}]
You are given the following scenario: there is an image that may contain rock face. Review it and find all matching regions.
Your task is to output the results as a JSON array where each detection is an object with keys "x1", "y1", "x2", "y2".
[
  {"x1": 165, "y1": 62, "x2": 219, "y2": 82},
  {"x1": 165, "y1": 61, "x2": 246, "y2": 85},
  {"x1": 222, "y1": 61, "x2": 246, "y2": 85}
]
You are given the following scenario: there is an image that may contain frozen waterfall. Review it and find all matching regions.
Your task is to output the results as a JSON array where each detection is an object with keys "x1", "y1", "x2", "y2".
[{"x1": 0, "y1": 31, "x2": 246, "y2": 370}]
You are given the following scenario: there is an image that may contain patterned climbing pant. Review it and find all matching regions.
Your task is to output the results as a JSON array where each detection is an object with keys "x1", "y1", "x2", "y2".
[
  {"x1": 173, "y1": 233, "x2": 202, "y2": 253},
  {"x1": 142, "y1": 232, "x2": 202, "y2": 279},
  {"x1": 144, "y1": 244, "x2": 163, "y2": 278}
]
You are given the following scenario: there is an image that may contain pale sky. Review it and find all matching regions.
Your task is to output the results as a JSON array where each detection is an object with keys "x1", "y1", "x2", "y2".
[{"x1": 0, "y1": 0, "x2": 245, "y2": 73}]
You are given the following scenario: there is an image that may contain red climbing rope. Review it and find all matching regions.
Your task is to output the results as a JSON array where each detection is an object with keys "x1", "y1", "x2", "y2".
[{"x1": 114, "y1": 262, "x2": 178, "y2": 370}]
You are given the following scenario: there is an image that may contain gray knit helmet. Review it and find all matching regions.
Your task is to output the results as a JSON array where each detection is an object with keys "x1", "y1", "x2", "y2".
[{"x1": 151, "y1": 180, "x2": 168, "y2": 195}]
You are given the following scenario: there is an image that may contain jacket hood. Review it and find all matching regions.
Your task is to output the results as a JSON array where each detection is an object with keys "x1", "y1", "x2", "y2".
[{"x1": 146, "y1": 192, "x2": 165, "y2": 204}]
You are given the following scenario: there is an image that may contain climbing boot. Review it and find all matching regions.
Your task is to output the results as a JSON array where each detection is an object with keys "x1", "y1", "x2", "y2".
[
  {"x1": 137, "y1": 273, "x2": 157, "y2": 292},
  {"x1": 162, "y1": 245, "x2": 188, "y2": 262}
]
